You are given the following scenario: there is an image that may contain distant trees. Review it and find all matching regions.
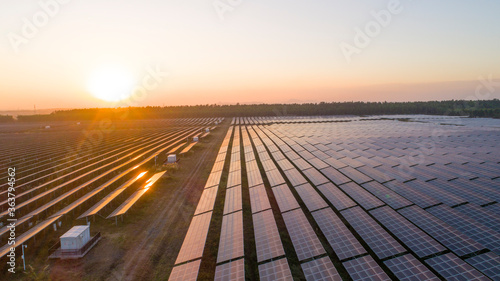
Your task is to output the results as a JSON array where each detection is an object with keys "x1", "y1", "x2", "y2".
[
  {"x1": 13, "y1": 99, "x2": 500, "y2": 122},
  {"x1": 0, "y1": 115, "x2": 14, "y2": 122}
]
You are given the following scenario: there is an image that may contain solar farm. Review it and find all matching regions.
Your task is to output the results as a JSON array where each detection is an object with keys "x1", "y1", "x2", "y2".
[
  {"x1": 169, "y1": 115, "x2": 500, "y2": 280},
  {"x1": 0, "y1": 118, "x2": 222, "y2": 270}
]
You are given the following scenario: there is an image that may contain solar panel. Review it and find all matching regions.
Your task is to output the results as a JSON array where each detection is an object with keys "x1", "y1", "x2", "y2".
[
  {"x1": 292, "y1": 158, "x2": 312, "y2": 171},
  {"x1": 244, "y1": 151, "x2": 256, "y2": 161},
  {"x1": 283, "y1": 168, "x2": 308, "y2": 187},
  {"x1": 340, "y1": 182, "x2": 385, "y2": 210},
  {"x1": 322, "y1": 157, "x2": 348, "y2": 169},
  {"x1": 217, "y1": 211, "x2": 244, "y2": 263},
  {"x1": 271, "y1": 151, "x2": 287, "y2": 161},
  {"x1": 302, "y1": 168, "x2": 329, "y2": 186},
  {"x1": 319, "y1": 167, "x2": 351, "y2": 185},
  {"x1": 316, "y1": 182, "x2": 356, "y2": 211},
  {"x1": 361, "y1": 181, "x2": 412, "y2": 209},
  {"x1": 229, "y1": 159, "x2": 241, "y2": 172},
  {"x1": 211, "y1": 160, "x2": 225, "y2": 173},
  {"x1": 282, "y1": 151, "x2": 301, "y2": 162},
  {"x1": 301, "y1": 257, "x2": 341, "y2": 281},
  {"x1": 272, "y1": 184, "x2": 300, "y2": 213},
  {"x1": 302, "y1": 143, "x2": 317, "y2": 152},
  {"x1": 355, "y1": 156, "x2": 382, "y2": 168},
  {"x1": 261, "y1": 159, "x2": 278, "y2": 172},
  {"x1": 194, "y1": 186, "x2": 218, "y2": 215},
  {"x1": 405, "y1": 180, "x2": 466, "y2": 207},
  {"x1": 245, "y1": 159, "x2": 259, "y2": 172},
  {"x1": 205, "y1": 171, "x2": 222, "y2": 189},
  {"x1": 249, "y1": 184, "x2": 271, "y2": 214},
  {"x1": 375, "y1": 164, "x2": 416, "y2": 183},
  {"x1": 276, "y1": 159, "x2": 294, "y2": 171},
  {"x1": 427, "y1": 204, "x2": 500, "y2": 254},
  {"x1": 175, "y1": 211, "x2": 212, "y2": 264},
  {"x1": 384, "y1": 180, "x2": 440, "y2": 208},
  {"x1": 466, "y1": 252, "x2": 500, "y2": 280},
  {"x1": 314, "y1": 143, "x2": 330, "y2": 152},
  {"x1": 290, "y1": 143, "x2": 306, "y2": 152},
  {"x1": 294, "y1": 183, "x2": 328, "y2": 212},
  {"x1": 339, "y1": 166, "x2": 372, "y2": 184},
  {"x1": 398, "y1": 205, "x2": 485, "y2": 257},
  {"x1": 312, "y1": 208, "x2": 366, "y2": 260},
  {"x1": 341, "y1": 207, "x2": 405, "y2": 259},
  {"x1": 370, "y1": 206, "x2": 445, "y2": 258},
  {"x1": 214, "y1": 258, "x2": 245, "y2": 281},
  {"x1": 266, "y1": 168, "x2": 286, "y2": 187},
  {"x1": 356, "y1": 166, "x2": 394, "y2": 183},
  {"x1": 453, "y1": 178, "x2": 500, "y2": 202},
  {"x1": 258, "y1": 151, "x2": 271, "y2": 161},
  {"x1": 168, "y1": 259, "x2": 201, "y2": 281},
  {"x1": 258, "y1": 258, "x2": 293, "y2": 281},
  {"x1": 484, "y1": 203, "x2": 500, "y2": 216},
  {"x1": 223, "y1": 185, "x2": 242, "y2": 215},
  {"x1": 227, "y1": 170, "x2": 242, "y2": 188},
  {"x1": 230, "y1": 158, "x2": 241, "y2": 171},
  {"x1": 282, "y1": 209, "x2": 325, "y2": 261},
  {"x1": 425, "y1": 253, "x2": 490, "y2": 281},
  {"x1": 342, "y1": 255, "x2": 391, "y2": 281},
  {"x1": 339, "y1": 157, "x2": 365, "y2": 169},
  {"x1": 384, "y1": 254, "x2": 439, "y2": 281},
  {"x1": 214, "y1": 153, "x2": 227, "y2": 164},
  {"x1": 455, "y1": 203, "x2": 500, "y2": 233},
  {"x1": 246, "y1": 167, "x2": 264, "y2": 188},
  {"x1": 298, "y1": 150, "x2": 316, "y2": 160},
  {"x1": 307, "y1": 158, "x2": 329, "y2": 170},
  {"x1": 310, "y1": 150, "x2": 331, "y2": 161},
  {"x1": 428, "y1": 179, "x2": 493, "y2": 206},
  {"x1": 253, "y1": 209, "x2": 285, "y2": 262}
]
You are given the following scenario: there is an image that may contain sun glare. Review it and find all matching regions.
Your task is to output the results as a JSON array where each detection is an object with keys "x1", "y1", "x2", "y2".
[{"x1": 87, "y1": 65, "x2": 136, "y2": 102}]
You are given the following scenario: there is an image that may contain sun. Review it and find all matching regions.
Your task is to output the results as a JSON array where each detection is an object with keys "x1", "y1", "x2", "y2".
[{"x1": 87, "y1": 65, "x2": 136, "y2": 102}]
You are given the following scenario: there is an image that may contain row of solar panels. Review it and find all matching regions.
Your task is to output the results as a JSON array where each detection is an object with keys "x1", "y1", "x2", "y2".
[
  {"x1": 0, "y1": 118, "x2": 221, "y2": 189},
  {"x1": 170, "y1": 126, "x2": 235, "y2": 278},
  {"x1": 254, "y1": 122, "x2": 499, "y2": 280},
  {"x1": 0, "y1": 127, "x2": 204, "y2": 258},
  {"x1": 171, "y1": 120, "x2": 500, "y2": 280}
]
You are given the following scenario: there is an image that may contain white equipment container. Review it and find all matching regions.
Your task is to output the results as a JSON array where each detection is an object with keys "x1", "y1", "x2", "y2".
[
  {"x1": 167, "y1": 154, "x2": 177, "y2": 163},
  {"x1": 60, "y1": 225, "x2": 91, "y2": 250}
]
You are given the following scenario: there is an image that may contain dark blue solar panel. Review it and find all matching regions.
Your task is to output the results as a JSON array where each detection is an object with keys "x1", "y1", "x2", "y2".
[{"x1": 341, "y1": 207, "x2": 405, "y2": 259}]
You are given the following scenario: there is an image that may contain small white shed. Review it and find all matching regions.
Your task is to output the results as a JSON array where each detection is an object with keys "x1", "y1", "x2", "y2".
[
  {"x1": 45, "y1": 125, "x2": 51, "y2": 129},
  {"x1": 167, "y1": 154, "x2": 177, "y2": 163},
  {"x1": 60, "y1": 225, "x2": 90, "y2": 250},
  {"x1": 193, "y1": 136, "x2": 199, "y2": 142}
]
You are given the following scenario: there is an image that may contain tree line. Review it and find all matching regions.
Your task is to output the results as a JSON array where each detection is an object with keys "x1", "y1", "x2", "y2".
[{"x1": 5, "y1": 99, "x2": 500, "y2": 122}]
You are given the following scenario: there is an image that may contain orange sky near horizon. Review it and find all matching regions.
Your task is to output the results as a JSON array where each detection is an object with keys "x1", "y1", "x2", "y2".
[{"x1": 1, "y1": 0, "x2": 499, "y2": 110}]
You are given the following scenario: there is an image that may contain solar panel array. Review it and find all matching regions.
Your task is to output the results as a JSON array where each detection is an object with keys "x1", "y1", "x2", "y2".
[
  {"x1": 170, "y1": 126, "x2": 233, "y2": 278},
  {"x1": 217, "y1": 211, "x2": 244, "y2": 263},
  {"x1": 282, "y1": 209, "x2": 326, "y2": 261},
  {"x1": 301, "y1": 257, "x2": 342, "y2": 281},
  {"x1": 168, "y1": 259, "x2": 201, "y2": 281},
  {"x1": 343, "y1": 255, "x2": 391, "y2": 281},
  {"x1": 258, "y1": 258, "x2": 293, "y2": 281},
  {"x1": 312, "y1": 208, "x2": 367, "y2": 260},
  {"x1": 214, "y1": 258, "x2": 245, "y2": 281},
  {"x1": 170, "y1": 115, "x2": 500, "y2": 280},
  {"x1": 384, "y1": 254, "x2": 439, "y2": 280},
  {"x1": 253, "y1": 210, "x2": 285, "y2": 262}
]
